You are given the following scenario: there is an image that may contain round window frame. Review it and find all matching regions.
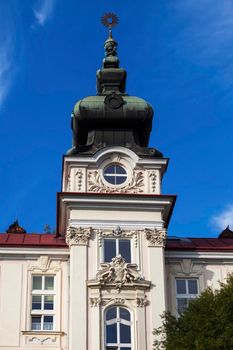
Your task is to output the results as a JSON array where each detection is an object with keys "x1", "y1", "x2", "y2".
[
  {"x1": 103, "y1": 164, "x2": 128, "y2": 187},
  {"x1": 100, "y1": 158, "x2": 133, "y2": 189}
]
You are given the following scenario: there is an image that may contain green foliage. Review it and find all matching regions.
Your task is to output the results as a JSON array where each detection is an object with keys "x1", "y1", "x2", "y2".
[{"x1": 153, "y1": 275, "x2": 233, "y2": 350}]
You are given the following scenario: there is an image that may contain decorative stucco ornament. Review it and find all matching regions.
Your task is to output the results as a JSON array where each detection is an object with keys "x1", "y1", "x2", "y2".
[
  {"x1": 96, "y1": 254, "x2": 143, "y2": 290},
  {"x1": 66, "y1": 226, "x2": 93, "y2": 246},
  {"x1": 90, "y1": 297, "x2": 102, "y2": 307},
  {"x1": 75, "y1": 169, "x2": 83, "y2": 191},
  {"x1": 88, "y1": 170, "x2": 144, "y2": 193},
  {"x1": 144, "y1": 228, "x2": 166, "y2": 247},
  {"x1": 98, "y1": 228, "x2": 138, "y2": 248},
  {"x1": 149, "y1": 171, "x2": 157, "y2": 192},
  {"x1": 136, "y1": 296, "x2": 149, "y2": 307}
]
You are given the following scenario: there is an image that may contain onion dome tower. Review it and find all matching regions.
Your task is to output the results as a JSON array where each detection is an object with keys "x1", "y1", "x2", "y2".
[
  {"x1": 67, "y1": 18, "x2": 162, "y2": 158},
  {"x1": 58, "y1": 14, "x2": 176, "y2": 350}
]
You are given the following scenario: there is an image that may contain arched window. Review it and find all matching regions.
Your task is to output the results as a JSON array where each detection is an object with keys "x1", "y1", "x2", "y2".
[{"x1": 105, "y1": 306, "x2": 132, "y2": 350}]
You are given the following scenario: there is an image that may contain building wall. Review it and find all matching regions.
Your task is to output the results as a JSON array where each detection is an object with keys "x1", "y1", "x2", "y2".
[
  {"x1": 165, "y1": 252, "x2": 233, "y2": 317},
  {"x1": 0, "y1": 249, "x2": 69, "y2": 350}
]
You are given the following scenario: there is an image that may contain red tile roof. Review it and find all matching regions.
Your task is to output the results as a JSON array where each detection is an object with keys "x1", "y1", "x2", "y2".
[
  {"x1": 166, "y1": 237, "x2": 233, "y2": 251},
  {"x1": 1, "y1": 234, "x2": 233, "y2": 252},
  {"x1": 0, "y1": 234, "x2": 67, "y2": 248}
]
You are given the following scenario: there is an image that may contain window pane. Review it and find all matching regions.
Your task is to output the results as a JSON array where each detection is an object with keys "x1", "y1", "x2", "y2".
[
  {"x1": 106, "y1": 307, "x2": 117, "y2": 321},
  {"x1": 176, "y1": 280, "x2": 186, "y2": 294},
  {"x1": 45, "y1": 276, "x2": 54, "y2": 290},
  {"x1": 32, "y1": 276, "x2": 42, "y2": 290},
  {"x1": 177, "y1": 298, "x2": 188, "y2": 314},
  {"x1": 120, "y1": 324, "x2": 131, "y2": 343},
  {"x1": 44, "y1": 315, "x2": 53, "y2": 330},
  {"x1": 115, "y1": 176, "x2": 127, "y2": 185},
  {"x1": 188, "y1": 280, "x2": 198, "y2": 294},
  {"x1": 105, "y1": 165, "x2": 115, "y2": 174},
  {"x1": 119, "y1": 240, "x2": 131, "y2": 263},
  {"x1": 44, "y1": 296, "x2": 54, "y2": 310},
  {"x1": 104, "y1": 239, "x2": 116, "y2": 262},
  {"x1": 121, "y1": 348, "x2": 131, "y2": 350},
  {"x1": 31, "y1": 316, "x2": 41, "y2": 330},
  {"x1": 104, "y1": 175, "x2": 115, "y2": 184},
  {"x1": 106, "y1": 324, "x2": 117, "y2": 343},
  {"x1": 32, "y1": 295, "x2": 42, "y2": 310},
  {"x1": 120, "y1": 308, "x2": 130, "y2": 321},
  {"x1": 116, "y1": 166, "x2": 126, "y2": 175}
]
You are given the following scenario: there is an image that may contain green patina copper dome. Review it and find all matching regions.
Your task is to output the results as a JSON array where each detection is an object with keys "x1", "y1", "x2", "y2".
[{"x1": 68, "y1": 32, "x2": 162, "y2": 158}]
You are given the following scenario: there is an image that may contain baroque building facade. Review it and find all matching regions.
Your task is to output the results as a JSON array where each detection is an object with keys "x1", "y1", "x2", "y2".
[{"x1": 0, "y1": 29, "x2": 233, "y2": 350}]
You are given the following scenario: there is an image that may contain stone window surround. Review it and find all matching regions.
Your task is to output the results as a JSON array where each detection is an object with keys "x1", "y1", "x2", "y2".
[
  {"x1": 104, "y1": 306, "x2": 133, "y2": 350},
  {"x1": 24, "y1": 256, "x2": 62, "y2": 335}
]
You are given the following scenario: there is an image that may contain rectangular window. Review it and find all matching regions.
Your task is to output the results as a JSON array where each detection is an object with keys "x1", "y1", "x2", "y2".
[
  {"x1": 31, "y1": 275, "x2": 55, "y2": 331},
  {"x1": 176, "y1": 279, "x2": 199, "y2": 315},
  {"x1": 103, "y1": 239, "x2": 131, "y2": 263}
]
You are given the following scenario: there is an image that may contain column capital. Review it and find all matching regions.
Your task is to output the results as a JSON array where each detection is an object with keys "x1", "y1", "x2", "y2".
[
  {"x1": 144, "y1": 228, "x2": 167, "y2": 247},
  {"x1": 66, "y1": 226, "x2": 93, "y2": 246}
]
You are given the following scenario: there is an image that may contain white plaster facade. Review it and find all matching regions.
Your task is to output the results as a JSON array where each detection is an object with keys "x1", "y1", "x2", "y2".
[{"x1": 0, "y1": 146, "x2": 232, "y2": 350}]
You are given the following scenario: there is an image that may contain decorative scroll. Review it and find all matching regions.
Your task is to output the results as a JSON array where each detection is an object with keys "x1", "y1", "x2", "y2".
[
  {"x1": 28, "y1": 336, "x2": 56, "y2": 345},
  {"x1": 96, "y1": 254, "x2": 143, "y2": 290},
  {"x1": 88, "y1": 170, "x2": 144, "y2": 194},
  {"x1": 89, "y1": 297, "x2": 126, "y2": 307},
  {"x1": 66, "y1": 226, "x2": 93, "y2": 246},
  {"x1": 144, "y1": 228, "x2": 166, "y2": 247}
]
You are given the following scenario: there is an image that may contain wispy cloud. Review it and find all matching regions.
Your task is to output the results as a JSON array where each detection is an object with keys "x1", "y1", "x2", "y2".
[
  {"x1": 33, "y1": 0, "x2": 55, "y2": 27},
  {"x1": 0, "y1": 4, "x2": 17, "y2": 112},
  {"x1": 0, "y1": 37, "x2": 15, "y2": 108},
  {"x1": 211, "y1": 205, "x2": 233, "y2": 231},
  {"x1": 171, "y1": 0, "x2": 233, "y2": 88}
]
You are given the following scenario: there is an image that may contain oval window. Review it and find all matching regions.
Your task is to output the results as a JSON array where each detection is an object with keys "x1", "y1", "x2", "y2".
[{"x1": 103, "y1": 164, "x2": 127, "y2": 185}]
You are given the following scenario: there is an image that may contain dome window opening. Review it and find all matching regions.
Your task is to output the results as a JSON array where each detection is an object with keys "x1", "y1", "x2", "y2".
[{"x1": 103, "y1": 164, "x2": 127, "y2": 185}]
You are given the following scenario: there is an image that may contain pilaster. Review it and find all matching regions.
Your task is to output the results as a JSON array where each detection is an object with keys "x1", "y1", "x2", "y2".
[
  {"x1": 144, "y1": 228, "x2": 167, "y2": 346},
  {"x1": 66, "y1": 227, "x2": 92, "y2": 350}
]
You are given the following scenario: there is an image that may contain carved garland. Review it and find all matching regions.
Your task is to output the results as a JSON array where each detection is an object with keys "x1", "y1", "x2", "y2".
[
  {"x1": 66, "y1": 226, "x2": 93, "y2": 246},
  {"x1": 149, "y1": 171, "x2": 157, "y2": 192},
  {"x1": 75, "y1": 169, "x2": 83, "y2": 191},
  {"x1": 87, "y1": 170, "x2": 144, "y2": 194}
]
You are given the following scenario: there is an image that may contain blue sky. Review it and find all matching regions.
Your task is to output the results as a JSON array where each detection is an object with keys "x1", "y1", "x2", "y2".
[{"x1": 0, "y1": 0, "x2": 233, "y2": 237}]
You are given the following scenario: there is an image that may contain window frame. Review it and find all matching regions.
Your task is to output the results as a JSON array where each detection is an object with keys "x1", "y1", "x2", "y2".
[
  {"x1": 103, "y1": 164, "x2": 128, "y2": 186},
  {"x1": 104, "y1": 306, "x2": 133, "y2": 350},
  {"x1": 175, "y1": 278, "x2": 199, "y2": 316},
  {"x1": 31, "y1": 275, "x2": 56, "y2": 331},
  {"x1": 102, "y1": 238, "x2": 132, "y2": 263}
]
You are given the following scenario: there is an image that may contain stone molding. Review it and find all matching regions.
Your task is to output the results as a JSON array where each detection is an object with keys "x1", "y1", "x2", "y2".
[
  {"x1": 87, "y1": 170, "x2": 144, "y2": 194},
  {"x1": 89, "y1": 295, "x2": 150, "y2": 308},
  {"x1": 66, "y1": 226, "x2": 93, "y2": 246},
  {"x1": 98, "y1": 226, "x2": 138, "y2": 248},
  {"x1": 144, "y1": 228, "x2": 167, "y2": 247}
]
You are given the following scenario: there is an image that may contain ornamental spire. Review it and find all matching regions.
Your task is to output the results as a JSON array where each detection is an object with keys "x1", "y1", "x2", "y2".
[{"x1": 101, "y1": 13, "x2": 120, "y2": 68}]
